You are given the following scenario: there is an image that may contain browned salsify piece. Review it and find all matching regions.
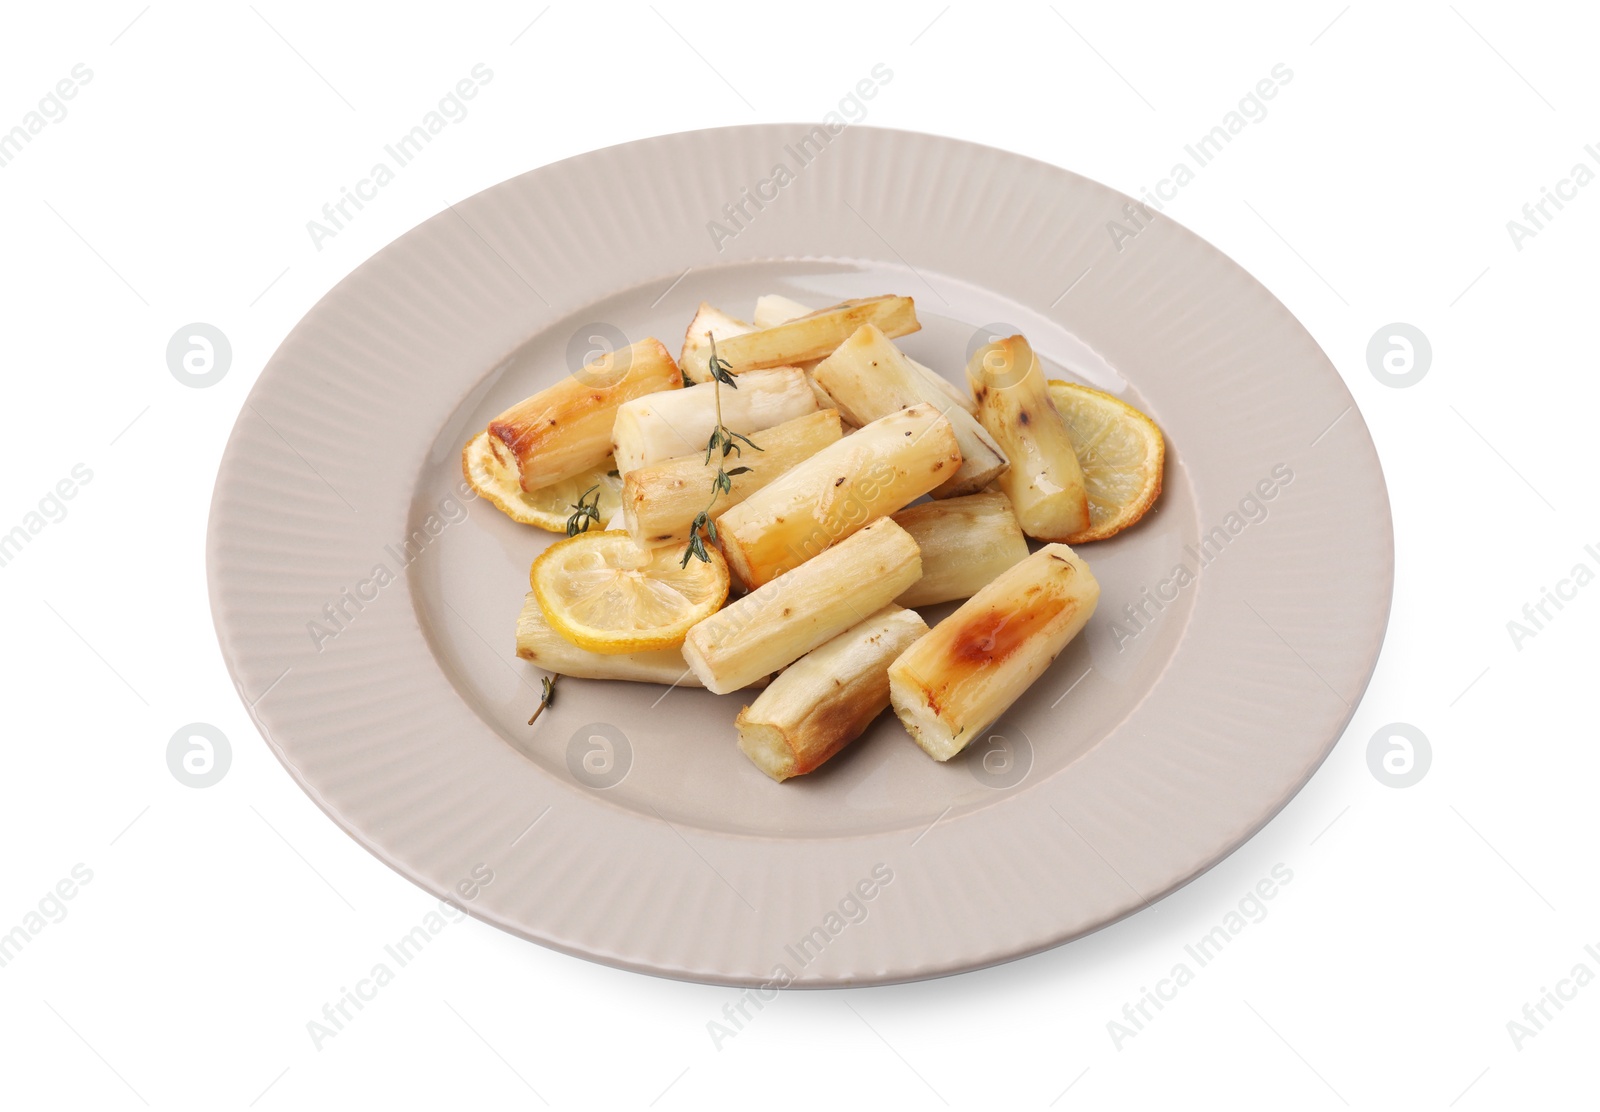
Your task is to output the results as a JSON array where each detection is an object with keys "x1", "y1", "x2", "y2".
[
  {"x1": 484, "y1": 337, "x2": 681, "y2": 492},
  {"x1": 967, "y1": 335, "x2": 1091, "y2": 540},
  {"x1": 735, "y1": 605, "x2": 928, "y2": 781},
  {"x1": 679, "y1": 295, "x2": 920, "y2": 382},
  {"x1": 714, "y1": 402, "x2": 960, "y2": 589},
  {"x1": 889, "y1": 543, "x2": 1098, "y2": 760}
]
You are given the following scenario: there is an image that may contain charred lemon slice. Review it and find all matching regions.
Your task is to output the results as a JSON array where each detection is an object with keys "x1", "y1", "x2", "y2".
[
  {"x1": 1046, "y1": 381, "x2": 1165, "y2": 543},
  {"x1": 462, "y1": 431, "x2": 623, "y2": 533}
]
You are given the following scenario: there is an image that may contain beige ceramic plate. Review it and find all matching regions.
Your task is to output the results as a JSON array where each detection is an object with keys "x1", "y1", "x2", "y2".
[{"x1": 208, "y1": 126, "x2": 1391, "y2": 986}]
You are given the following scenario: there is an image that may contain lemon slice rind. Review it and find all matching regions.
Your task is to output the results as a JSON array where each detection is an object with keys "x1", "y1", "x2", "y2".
[{"x1": 1046, "y1": 380, "x2": 1165, "y2": 544}]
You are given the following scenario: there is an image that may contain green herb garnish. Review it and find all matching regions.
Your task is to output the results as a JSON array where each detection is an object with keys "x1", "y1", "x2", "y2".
[{"x1": 680, "y1": 333, "x2": 762, "y2": 567}]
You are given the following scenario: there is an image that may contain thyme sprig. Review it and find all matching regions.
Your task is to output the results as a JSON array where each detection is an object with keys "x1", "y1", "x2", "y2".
[
  {"x1": 527, "y1": 675, "x2": 556, "y2": 725},
  {"x1": 565, "y1": 484, "x2": 603, "y2": 537},
  {"x1": 680, "y1": 333, "x2": 762, "y2": 567}
]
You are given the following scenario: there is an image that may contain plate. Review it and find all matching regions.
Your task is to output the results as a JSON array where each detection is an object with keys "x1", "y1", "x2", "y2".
[{"x1": 207, "y1": 125, "x2": 1392, "y2": 986}]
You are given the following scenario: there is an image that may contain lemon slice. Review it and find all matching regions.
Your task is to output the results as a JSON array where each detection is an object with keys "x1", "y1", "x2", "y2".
[
  {"x1": 461, "y1": 431, "x2": 623, "y2": 533},
  {"x1": 1046, "y1": 381, "x2": 1165, "y2": 543},
  {"x1": 531, "y1": 531, "x2": 729, "y2": 654}
]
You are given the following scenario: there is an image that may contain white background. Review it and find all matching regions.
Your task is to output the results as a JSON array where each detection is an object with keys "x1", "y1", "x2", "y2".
[{"x1": 1, "y1": 2, "x2": 1595, "y2": 1108}]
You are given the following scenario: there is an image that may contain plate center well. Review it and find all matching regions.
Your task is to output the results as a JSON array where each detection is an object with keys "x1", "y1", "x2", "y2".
[{"x1": 409, "y1": 258, "x2": 1199, "y2": 839}]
